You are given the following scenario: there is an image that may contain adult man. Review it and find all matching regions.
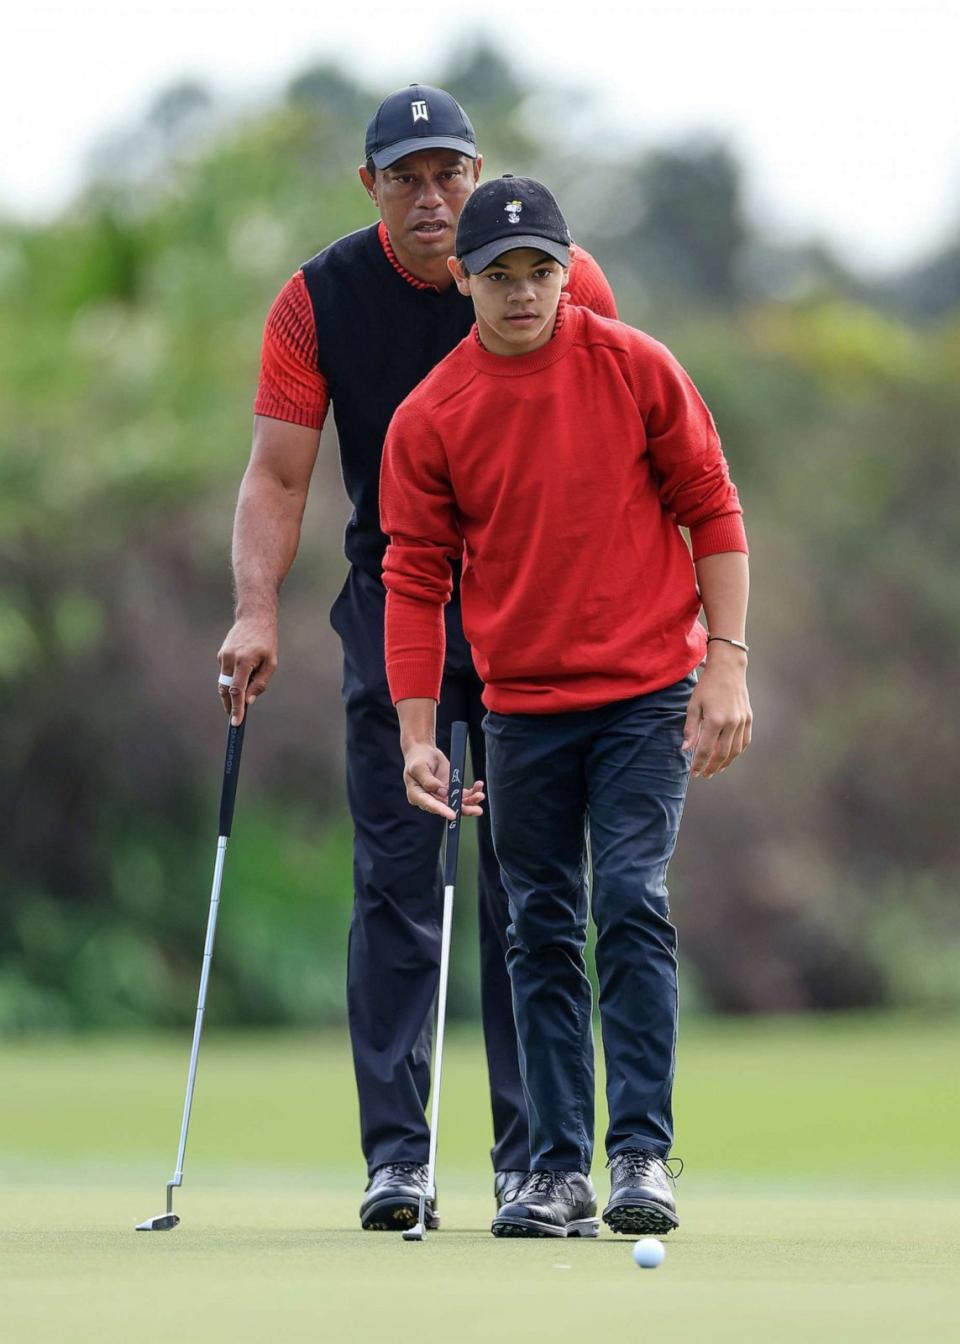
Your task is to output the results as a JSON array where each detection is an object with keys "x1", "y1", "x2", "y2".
[
  {"x1": 217, "y1": 87, "x2": 617, "y2": 1230},
  {"x1": 381, "y1": 176, "x2": 751, "y2": 1237}
]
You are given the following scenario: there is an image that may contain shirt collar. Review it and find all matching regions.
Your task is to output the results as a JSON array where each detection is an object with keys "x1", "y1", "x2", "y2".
[
  {"x1": 378, "y1": 222, "x2": 580, "y2": 301},
  {"x1": 378, "y1": 221, "x2": 441, "y2": 293}
]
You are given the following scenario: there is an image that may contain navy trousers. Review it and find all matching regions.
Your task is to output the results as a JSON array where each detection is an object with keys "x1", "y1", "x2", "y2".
[
  {"x1": 483, "y1": 676, "x2": 696, "y2": 1173},
  {"x1": 331, "y1": 566, "x2": 529, "y2": 1176}
]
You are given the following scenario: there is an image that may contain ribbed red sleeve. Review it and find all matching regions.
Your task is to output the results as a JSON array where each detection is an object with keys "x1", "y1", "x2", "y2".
[
  {"x1": 253, "y1": 271, "x2": 330, "y2": 430},
  {"x1": 567, "y1": 245, "x2": 618, "y2": 319},
  {"x1": 633, "y1": 334, "x2": 748, "y2": 560},
  {"x1": 381, "y1": 404, "x2": 460, "y2": 703}
]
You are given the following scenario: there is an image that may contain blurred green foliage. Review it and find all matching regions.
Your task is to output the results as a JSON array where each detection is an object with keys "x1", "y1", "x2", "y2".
[{"x1": 1, "y1": 47, "x2": 959, "y2": 1029}]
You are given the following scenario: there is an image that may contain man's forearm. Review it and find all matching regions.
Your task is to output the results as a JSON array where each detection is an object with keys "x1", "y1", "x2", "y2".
[{"x1": 231, "y1": 465, "x2": 308, "y2": 617}]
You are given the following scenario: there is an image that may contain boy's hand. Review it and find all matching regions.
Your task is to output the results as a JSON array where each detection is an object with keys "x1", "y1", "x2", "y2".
[
  {"x1": 403, "y1": 743, "x2": 486, "y2": 820},
  {"x1": 682, "y1": 645, "x2": 752, "y2": 780}
]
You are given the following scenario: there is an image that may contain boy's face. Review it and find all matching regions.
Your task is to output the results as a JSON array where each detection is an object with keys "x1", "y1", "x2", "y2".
[{"x1": 448, "y1": 247, "x2": 568, "y2": 357}]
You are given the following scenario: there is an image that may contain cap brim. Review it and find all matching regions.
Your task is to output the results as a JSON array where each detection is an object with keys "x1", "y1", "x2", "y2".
[
  {"x1": 371, "y1": 136, "x2": 478, "y2": 169},
  {"x1": 459, "y1": 235, "x2": 571, "y2": 273}
]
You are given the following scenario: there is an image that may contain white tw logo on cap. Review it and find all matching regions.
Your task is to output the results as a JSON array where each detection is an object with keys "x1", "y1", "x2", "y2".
[
  {"x1": 411, "y1": 100, "x2": 429, "y2": 123},
  {"x1": 505, "y1": 200, "x2": 523, "y2": 224}
]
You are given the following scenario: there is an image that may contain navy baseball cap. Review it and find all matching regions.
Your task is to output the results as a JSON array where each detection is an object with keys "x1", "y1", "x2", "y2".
[
  {"x1": 365, "y1": 84, "x2": 477, "y2": 170},
  {"x1": 456, "y1": 175, "x2": 571, "y2": 273}
]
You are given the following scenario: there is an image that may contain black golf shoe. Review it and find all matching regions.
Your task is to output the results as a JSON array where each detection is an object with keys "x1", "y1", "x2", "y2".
[
  {"x1": 494, "y1": 1169, "x2": 528, "y2": 1208},
  {"x1": 360, "y1": 1162, "x2": 439, "y2": 1232},
  {"x1": 491, "y1": 1171, "x2": 599, "y2": 1238},
  {"x1": 602, "y1": 1149, "x2": 680, "y2": 1236}
]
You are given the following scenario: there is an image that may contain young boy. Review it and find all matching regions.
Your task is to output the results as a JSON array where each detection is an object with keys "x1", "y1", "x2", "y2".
[{"x1": 380, "y1": 176, "x2": 751, "y2": 1238}]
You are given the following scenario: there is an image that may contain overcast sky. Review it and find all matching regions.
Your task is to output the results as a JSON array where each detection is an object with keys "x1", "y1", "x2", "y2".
[{"x1": 3, "y1": 0, "x2": 958, "y2": 273}]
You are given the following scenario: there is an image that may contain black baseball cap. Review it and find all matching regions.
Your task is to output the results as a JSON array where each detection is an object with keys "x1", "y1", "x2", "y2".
[
  {"x1": 365, "y1": 84, "x2": 477, "y2": 170},
  {"x1": 456, "y1": 175, "x2": 571, "y2": 273}
]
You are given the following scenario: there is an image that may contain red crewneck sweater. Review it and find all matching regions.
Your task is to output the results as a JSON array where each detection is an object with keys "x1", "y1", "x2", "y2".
[{"x1": 381, "y1": 299, "x2": 748, "y2": 715}]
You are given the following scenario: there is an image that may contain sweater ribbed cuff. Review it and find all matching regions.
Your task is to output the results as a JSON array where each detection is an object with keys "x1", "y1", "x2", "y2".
[
  {"x1": 689, "y1": 513, "x2": 749, "y2": 561},
  {"x1": 387, "y1": 658, "x2": 444, "y2": 706}
]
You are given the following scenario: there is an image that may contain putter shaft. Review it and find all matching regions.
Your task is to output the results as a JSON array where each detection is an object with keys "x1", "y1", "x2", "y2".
[
  {"x1": 136, "y1": 716, "x2": 247, "y2": 1230},
  {"x1": 405, "y1": 721, "x2": 467, "y2": 1243},
  {"x1": 168, "y1": 835, "x2": 228, "y2": 1196}
]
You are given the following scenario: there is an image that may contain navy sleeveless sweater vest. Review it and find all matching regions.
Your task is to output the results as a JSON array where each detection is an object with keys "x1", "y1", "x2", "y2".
[{"x1": 302, "y1": 224, "x2": 474, "y2": 576}]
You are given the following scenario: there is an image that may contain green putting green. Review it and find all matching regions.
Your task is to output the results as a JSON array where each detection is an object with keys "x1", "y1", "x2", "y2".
[{"x1": 2, "y1": 1015, "x2": 958, "y2": 1343}]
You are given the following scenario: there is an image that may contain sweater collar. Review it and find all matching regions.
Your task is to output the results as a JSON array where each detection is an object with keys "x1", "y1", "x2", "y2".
[{"x1": 466, "y1": 293, "x2": 579, "y2": 376}]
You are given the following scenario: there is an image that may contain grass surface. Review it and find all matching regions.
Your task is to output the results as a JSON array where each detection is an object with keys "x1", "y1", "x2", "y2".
[{"x1": 2, "y1": 1016, "x2": 959, "y2": 1342}]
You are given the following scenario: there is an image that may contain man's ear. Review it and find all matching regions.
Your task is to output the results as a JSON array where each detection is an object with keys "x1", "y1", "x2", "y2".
[
  {"x1": 472, "y1": 154, "x2": 483, "y2": 184},
  {"x1": 448, "y1": 256, "x2": 472, "y2": 296},
  {"x1": 560, "y1": 265, "x2": 571, "y2": 290},
  {"x1": 358, "y1": 165, "x2": 377, "y2": 204}
]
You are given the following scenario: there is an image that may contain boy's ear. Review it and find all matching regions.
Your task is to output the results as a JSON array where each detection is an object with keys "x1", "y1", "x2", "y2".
[
  {"x1": 560, "y1": 265, "x2": 571, "y2": 290},
  {"x1": 448, "y1": 256, "x2": 472, "y2": 296}
]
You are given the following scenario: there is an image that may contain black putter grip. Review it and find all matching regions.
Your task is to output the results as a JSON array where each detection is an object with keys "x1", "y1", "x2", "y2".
[
  {"x1": 442, "y1": 720, "x2": 469, "y2": 888},
  {"x1": 217, "y1": 717, "x2": 247, "y2": 838}
]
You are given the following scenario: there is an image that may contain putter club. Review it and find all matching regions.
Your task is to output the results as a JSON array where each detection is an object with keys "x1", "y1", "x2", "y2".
[
  {"x1": 402, "y1": 720, "x2": 469, "y2": 1243},
  {"x1": 136, "y1": 710, "x2": 248, "y2": 1231}
]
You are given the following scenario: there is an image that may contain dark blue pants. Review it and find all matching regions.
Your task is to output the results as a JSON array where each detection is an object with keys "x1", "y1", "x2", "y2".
[
  {"x1": 483, "y1": 676, "x2": 695, "y2": 1172},
  {"x1": 331, "y1": 566, "x2": 529, "y2": 1176}
]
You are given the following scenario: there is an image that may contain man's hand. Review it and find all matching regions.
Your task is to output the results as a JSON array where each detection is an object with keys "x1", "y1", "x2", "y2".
[
  {"x1": 218, "y1": 417, "x2": 319, "y2": 725},
  {"x1": 682, "y1": 644, "x2": 752, "y2": 780},
  {"x1": 217, "y1": 612, "x2": 279, "y2": 725},
  {"x1": 403, "y1": 742, "x2": 486, "y2": 821}
]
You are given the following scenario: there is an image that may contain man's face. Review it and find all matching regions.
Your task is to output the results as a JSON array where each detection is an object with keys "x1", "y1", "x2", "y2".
[
  {"x1": 360, "y1": 150, "x2": 481, "y2": 265},
  {"x1": 449, "y1": 248, "x2": 568, "y2": 357}
]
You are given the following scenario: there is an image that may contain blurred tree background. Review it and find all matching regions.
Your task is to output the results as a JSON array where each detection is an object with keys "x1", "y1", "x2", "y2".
[{"x1": 2, "y1": 44, "x2": 958, "y2": 1031}]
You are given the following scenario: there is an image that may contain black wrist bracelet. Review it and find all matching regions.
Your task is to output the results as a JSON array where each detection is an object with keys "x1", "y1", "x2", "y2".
[{"x1": 706, "y1": 635, "x2": 749, "y2": 653}]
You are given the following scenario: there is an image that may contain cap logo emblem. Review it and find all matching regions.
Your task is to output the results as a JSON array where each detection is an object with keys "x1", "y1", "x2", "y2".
[
  {"x1": 505, "y1": 199, "x2": 522, "y2": 224},
  {"x1": 411, "y1": 100, "x2": 429, "y2": 124}
]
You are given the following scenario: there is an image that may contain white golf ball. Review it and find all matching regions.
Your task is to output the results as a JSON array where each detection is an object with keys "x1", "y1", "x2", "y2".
[{"x1": 632, "y1": 1237, "x2": 665, "y2": 1269}]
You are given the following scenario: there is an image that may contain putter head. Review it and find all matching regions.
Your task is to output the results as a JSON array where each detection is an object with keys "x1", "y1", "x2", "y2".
[
  {"x1": 402, "y1": 1191, "x2": 429, "y2": 1241},
  {"x1": 135, "y1": 1213, "x2": 181, "y2": 1231}
]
